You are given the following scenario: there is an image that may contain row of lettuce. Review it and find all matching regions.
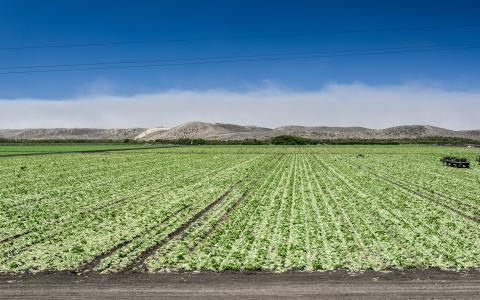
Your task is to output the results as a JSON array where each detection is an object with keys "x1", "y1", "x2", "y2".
[{"x1": 0, "y1": 148, "x2": 478, "y2": 273}]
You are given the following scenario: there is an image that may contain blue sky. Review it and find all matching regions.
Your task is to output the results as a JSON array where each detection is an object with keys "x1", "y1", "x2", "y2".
[
  {"x1": 0, "y1": 1, "x2": 479, "y2": 129},
  {"x1": 1, "y1": 0, "x2": 480, "y2": 98}
]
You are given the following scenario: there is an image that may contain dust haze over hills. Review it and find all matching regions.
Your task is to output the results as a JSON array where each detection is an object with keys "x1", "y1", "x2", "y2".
[{"x1": 1, "y1": 122, "x2": 479, "y2": 141}]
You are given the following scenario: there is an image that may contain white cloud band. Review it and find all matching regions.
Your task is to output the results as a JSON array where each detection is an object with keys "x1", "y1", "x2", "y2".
[{"x1": 1, "y1": 82, "x2": 479, "y2": 130}]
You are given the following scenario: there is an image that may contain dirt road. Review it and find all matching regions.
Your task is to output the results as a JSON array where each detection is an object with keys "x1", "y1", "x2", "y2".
[{"x1": 1, "y1": 269, "x2": 479, "y2": 299}]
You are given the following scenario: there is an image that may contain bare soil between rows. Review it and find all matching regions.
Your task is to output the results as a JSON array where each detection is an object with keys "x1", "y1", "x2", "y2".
[{"x1": 1, "y1": 268, "x2": 479, "y2": 299}]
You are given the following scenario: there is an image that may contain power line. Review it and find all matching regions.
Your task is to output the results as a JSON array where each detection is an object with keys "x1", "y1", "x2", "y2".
[
  {"x1": 0, "y1": 43, "x2": 472, "y2": 70},
  {"x1": 0, "y1": 23, "x2": 479, "y2": 51},
  {"x1": 0, "y1": 43, "x2": 477, "y2": 75}
]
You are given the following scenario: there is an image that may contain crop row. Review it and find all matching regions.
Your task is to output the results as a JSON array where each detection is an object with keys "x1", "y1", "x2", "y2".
[
  {"x1": 0, "y1": 147, "x2": 478, "y2": 273},
  {"x1": 0, "y1": 153, "x2": 252, "y2": 240},
  {"x1": 0, "y1": 154, "x2": 272, "y2": 272},
  {"x1": 143, "y1": 154, "x2": 479, "y2": 271}
]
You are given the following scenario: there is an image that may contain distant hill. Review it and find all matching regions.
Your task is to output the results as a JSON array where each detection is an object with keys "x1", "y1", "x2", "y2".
[
  {"x1": 272, "y1": 125, "x2": 375, "y2": 139},
  {"x1": 1, "y1": 122, "x2": 479, "y2": 141},
  {"x1": 140, "y1": 122, "x2": 272, "y2": 140},
  {"x1": 140, "y1": 122, "x2": 480, "y2": 141},
  {"x1": 0, "y1": 128, "x2": 145, "y2": 140}
]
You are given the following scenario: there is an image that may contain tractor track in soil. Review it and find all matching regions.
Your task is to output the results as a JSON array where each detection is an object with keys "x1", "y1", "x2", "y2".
[
  {"x1": 158, "y1": 166, "x2": 267, "y2": 256},
  {"x1": 124, "y1": 177, "x2": 252, "y2": 272},
  {"x1": 379, "y1": 174, "x2": 480, "y2": 223},
  {"x1": 0, "y1": 157, "x2": 265, "y2": 273},
  {"x1": 1, "y1": 157, "x2": 262, "y2": 268},
  {"x1": 345, "y1": 160, "x2": 479, "y2": 214},
  {"x1": 350, "y1": 162, "x2": 480, "y2": 223},
  {"x1": 78, "y1": 204, "x2": 193, "y2": 273},
  {"x1": 0, "y1": 171, "x2": 205, "y2": 244},
  {"x1": 83, "y1": 156, "x2": 274, "y2": 273},
  {"x1": 188, "y1": 183, "x2": 258, "y2": 253},
  {"x1": 361, "y1": 160, "x2": 480, "y2": 212},
  {"x1": 0, "y1": 156, "x2": 256, "y2": 246},
  {"x1": 403, "y1": 184, "x2": 478, "y2": 212}
]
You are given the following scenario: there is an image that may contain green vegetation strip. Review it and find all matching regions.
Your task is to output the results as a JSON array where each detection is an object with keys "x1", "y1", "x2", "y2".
[
  {"x1": 0, "y1": 144, "x2": 180, "y2": 157},
  {"x1": 0, "y1": 145, "x2": 478, "y2": 273}
]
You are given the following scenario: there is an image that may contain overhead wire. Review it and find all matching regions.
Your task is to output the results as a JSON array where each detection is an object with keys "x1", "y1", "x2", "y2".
[
  {"x1": 0, "y1": 43, "x2": 476, "y2": 70},
  {"x1": 0, "y1": 43, "x2": 478, "y2": 75},
  {"x1": 0, "y1": 23, "x2": 479, "y2": 51}
]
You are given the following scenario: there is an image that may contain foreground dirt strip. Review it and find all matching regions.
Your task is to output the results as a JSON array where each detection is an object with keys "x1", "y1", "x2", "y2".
[{"x1": 0, "y1": 269, "x2": 479, "y2": 299}]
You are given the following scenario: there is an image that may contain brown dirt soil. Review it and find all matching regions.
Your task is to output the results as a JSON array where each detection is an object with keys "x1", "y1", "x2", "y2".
[{"x1": 0, "y1": 269, "x2": 479, "y2": 299}]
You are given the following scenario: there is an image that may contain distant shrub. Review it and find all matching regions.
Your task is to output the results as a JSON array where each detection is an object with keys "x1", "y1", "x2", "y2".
[{"x1": 270, "y1": 135, "x2": 311, "y2": 145}]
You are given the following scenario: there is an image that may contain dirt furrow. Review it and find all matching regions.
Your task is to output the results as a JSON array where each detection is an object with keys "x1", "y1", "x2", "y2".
[
  {"x1": 78, "y1": 204, "x2": 192, "y2": 273},
  {"x1": 188, "y1": 180, "x2": 260, "y2": 253},
  {"x1": 360, "y1": 161, "x2": 479, "y2": 212},
  {"x1": 124, "y1": 181, "x2": 243, "y2": 272},
  {"x1": 0, "y1": 158, "x2": 250, "y2": 246},
  {"x1": 350, "y1": 162, "x2": 480, "y2": 223}
]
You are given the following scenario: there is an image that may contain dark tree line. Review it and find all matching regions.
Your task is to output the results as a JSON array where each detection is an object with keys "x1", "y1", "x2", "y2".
[{"x1": 1, "y1": 135, "x2": 478, "y2": 146}]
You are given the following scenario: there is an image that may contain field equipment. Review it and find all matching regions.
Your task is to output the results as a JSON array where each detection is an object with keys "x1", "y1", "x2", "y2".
[
  {"x1": 476, "y1": 155, "x2": 480, "y2": 165},
  {"x1": 356, "y1": 154, "x2": 365, "y2": 158},
  {"x1": 440, "y1": 156, "x2": 470, "y2": 168}
]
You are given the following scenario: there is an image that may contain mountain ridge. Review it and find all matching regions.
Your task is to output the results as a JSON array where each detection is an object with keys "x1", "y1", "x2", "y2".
[{"x1": 1, "y1": 122, "x2": 479, "y2": 141}]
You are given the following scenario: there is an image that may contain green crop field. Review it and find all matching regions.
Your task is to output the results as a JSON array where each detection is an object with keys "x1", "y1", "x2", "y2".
[{"x1": 0, "y1": 145, "x2": 479, "y2": 274}]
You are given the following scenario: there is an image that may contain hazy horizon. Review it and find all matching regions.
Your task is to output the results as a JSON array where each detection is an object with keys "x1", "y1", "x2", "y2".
[
  {"x1": 1, "y1": 1, "x2": 479, "y2": 130},
  {"x1": 1, "y1": 82, "x2": 479, "y2": 130}
]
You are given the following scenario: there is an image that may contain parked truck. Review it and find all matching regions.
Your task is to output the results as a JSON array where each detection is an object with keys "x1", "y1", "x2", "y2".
[{"x1": 440, "y1": 156, "x2": 470, "y2": 168}]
